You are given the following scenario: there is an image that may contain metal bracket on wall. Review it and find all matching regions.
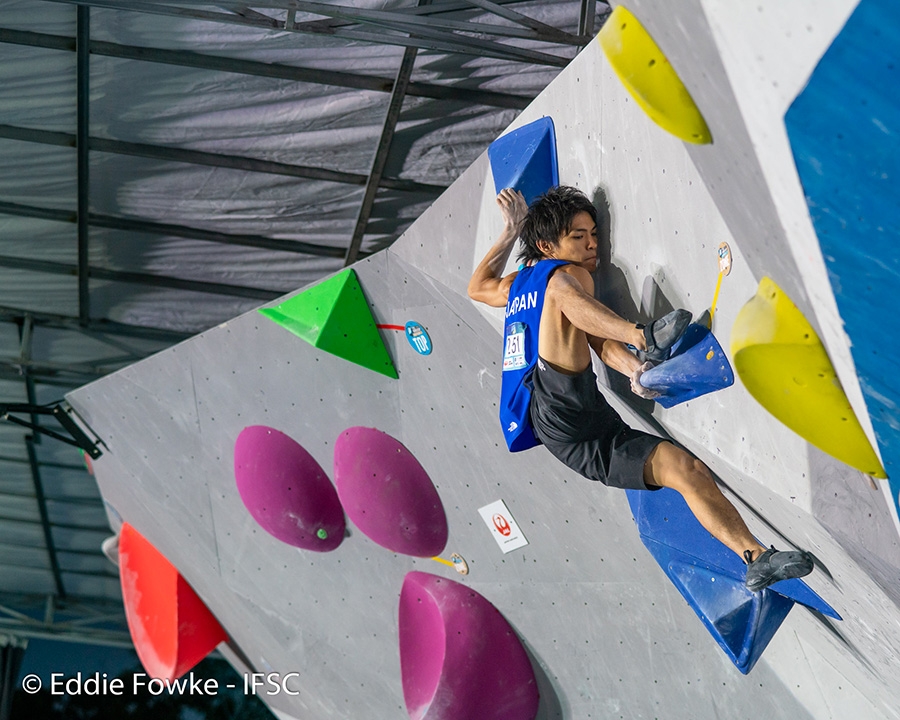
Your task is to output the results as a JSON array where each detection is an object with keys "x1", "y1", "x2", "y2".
[{"x1": 0, "y1": 402, "x2": 104, "y2": 459}]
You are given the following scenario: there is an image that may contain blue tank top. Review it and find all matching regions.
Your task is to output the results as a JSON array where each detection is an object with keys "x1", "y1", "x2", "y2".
[{"x1": 499, "y1": 259, "x2": 568, "y2": 451}]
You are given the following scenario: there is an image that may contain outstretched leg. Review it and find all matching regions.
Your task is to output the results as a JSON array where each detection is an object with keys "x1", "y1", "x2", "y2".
[
  {"x1": 643, "y1": 442, "x2": 764, "y2": 558},
  {"x1": 642, "y1": 442, "x2": 813, "y2": 591}
]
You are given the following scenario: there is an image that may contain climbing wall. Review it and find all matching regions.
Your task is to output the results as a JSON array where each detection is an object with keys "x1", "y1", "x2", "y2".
[{"x1": 67, "y1": 1, "x2": 900, "y2": 718}]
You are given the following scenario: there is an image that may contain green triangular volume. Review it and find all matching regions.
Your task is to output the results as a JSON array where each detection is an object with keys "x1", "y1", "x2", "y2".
[{"x1": 259, "y1": 268, "x2": 398, "y2": 379}]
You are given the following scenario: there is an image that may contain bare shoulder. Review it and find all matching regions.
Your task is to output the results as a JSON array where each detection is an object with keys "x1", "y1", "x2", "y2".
[
  {"x1": 468, "y1": 269, "x2": 518, "y2": 308},
  {"x1": 496, "y1": 270, "x2": 519, "y2": 305},
  {"x1": 548, "y1": 264, "x2": 594, "y2": 294}
]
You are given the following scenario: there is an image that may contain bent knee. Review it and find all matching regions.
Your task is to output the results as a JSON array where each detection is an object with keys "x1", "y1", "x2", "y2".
[{"x1": 646, "y1": 443, "x2": 713, "y2": 491}]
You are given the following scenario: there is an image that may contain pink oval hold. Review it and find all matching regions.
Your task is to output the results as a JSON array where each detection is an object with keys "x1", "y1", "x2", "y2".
[
  {"x1": 399, "y1": 572, "x2": 539, "y2": 720},
  {"x1": 234, "y1": 426, "x2": 344, "y2": 551},
  {"x1": 333, "y1": 427, "x2": 447, "y2": 557}
]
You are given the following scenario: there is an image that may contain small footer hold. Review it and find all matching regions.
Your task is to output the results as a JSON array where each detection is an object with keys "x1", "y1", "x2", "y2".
[{"x1": 431, "y1": 553, "x2": 469, "y2": 575}]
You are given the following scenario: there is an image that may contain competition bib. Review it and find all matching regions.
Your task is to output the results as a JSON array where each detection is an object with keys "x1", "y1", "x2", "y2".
[{"x1": 503, "y1": 322, "x2": 527, "y2": 371}]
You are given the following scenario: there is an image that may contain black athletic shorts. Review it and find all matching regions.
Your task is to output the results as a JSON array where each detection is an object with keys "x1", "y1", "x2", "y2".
[{"x1": 529, "y1": 357, "x2": 664, "y2": 490}]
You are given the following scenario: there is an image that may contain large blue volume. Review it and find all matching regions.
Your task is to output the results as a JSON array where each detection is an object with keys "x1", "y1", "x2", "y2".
[
  {"x1": 639, "y1": 324, "x2": 734, "y2": 408},
  {"x1": 785, "y1": 0, "x2": 898, "y2": 506},
  {"x1": 488, "y1": 116, "x2": 560, "y2": 206},
  {"x1": 626, "y1": 486, "x2": 840, "y2": 674}
]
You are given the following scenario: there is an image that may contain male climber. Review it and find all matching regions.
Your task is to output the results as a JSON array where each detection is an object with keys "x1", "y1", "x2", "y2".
[{"x1": 467, "y1": 187, "x2": 813, "y2": 591}]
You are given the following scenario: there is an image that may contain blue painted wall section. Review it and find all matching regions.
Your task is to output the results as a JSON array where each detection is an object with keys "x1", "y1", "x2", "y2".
[
  {"x1": 785, "y1": 0, "x2": 899, "y2": 511},
  {"x1": 626, "y1": 487, "x2": 839, "y2": 674}
]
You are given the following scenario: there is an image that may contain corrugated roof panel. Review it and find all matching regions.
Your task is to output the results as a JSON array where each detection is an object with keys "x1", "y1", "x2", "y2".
[
  {"x1": 0, "y1": 494, "x2": 41, "y2": 523},
  {"x1": 92, "y1": 283, "x2": 276, "y2": 333},
  {"x1": 0, "y1": 430, "x2": 31, "y2": 459},
  {"x1": 0, "y1": 563, "x2": 54, "y2": 594},
  {"x1": 0, "y1": 139, "x2": 76, "y2": 205},
  {"x1": 50, "y1": 524, "x2": 112, "y2": 553},
  {"x1": 26, "y1": 470, "x2": 100, "y2": 502},
  {"x1": 0, "y1": 44, "x2": 75, "y2": 133},
  {"x1": 30, "y1": 323, "x2": 168, "y2": 368},
  {"x1": 56, "y1": 549, "x2": 114, "y2": 575},
  {"x1": 0, "y1": 0, "x2": 76, "y2": 34},
  {"x1": 0, "y1": 541, "x2": 52, "y2": 569},
  {"x1": 46, "y1": 500, "x2": 108, "y2": 529},
  {"x1": 0, "y1": 466, "x2": 31, "y2": 492},
  {"x1": 59, "y1": 572, "x2": 120, "y2": 599},
  {"x1": 0, "y1": 268, "x2": 78, "y2": 317},
  {"x1": 0, "y1": 517, "x2": 45, "y2": 546},
  {"x1": 0, "y1": 217, "x2": 77, "y2": 264},
  {"x1": 0, "y1": 377, "x2": 29, "y2": 400}
]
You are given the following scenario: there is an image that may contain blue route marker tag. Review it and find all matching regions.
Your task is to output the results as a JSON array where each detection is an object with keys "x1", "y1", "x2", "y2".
[{"x1": 405, "y1": 321, "x2": 432, "y2": 355}]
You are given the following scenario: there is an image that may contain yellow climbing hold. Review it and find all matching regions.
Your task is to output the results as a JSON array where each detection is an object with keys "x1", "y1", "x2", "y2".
[
  {"x1": 598, "y1": 5, "x2": 712, "y2": 144},
  {"x1": 731, "y1": 277, "x2": 886, "y2": 478}
]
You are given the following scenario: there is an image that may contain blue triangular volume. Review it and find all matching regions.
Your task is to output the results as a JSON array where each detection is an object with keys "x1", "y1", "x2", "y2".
[
  {"x1": 666, "y1": 554, "x2": 794, "y2": 673},
  {"x1": 488, "y1": 116, "x2": 559, "y2": 206},
  {"x1": 639, "y1": 324, "x2": 734, "y2": 408},
  {"x1": 767, "y1": 577, "x2": 841, "y2": 620},
  {"x1": 626, "y1": 487, "x2": 840, "y2": 673}
]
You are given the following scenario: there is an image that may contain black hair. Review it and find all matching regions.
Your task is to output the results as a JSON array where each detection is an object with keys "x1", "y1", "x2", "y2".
[{"x1": 517, "y1": 186, "x2": 598, "y2": 264}]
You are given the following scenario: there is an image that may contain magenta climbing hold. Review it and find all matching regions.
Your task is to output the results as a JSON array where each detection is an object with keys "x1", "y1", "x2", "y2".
[
  {"x1": 333, "y1": 427, "x2": 447, "y2": 557},
  {"x1": 234, "y1": 425, "x2": 345, "y2": 551},
  {"x1": 399, "y1": 571, "x2": 539, "y2": 720}
]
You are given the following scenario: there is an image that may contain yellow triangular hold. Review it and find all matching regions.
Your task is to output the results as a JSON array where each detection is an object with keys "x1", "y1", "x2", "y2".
[
  {"x1": 731, "y1": 277, "x2": 886, "y2": 478},
  {"x1": 598, "y1": 5, "x2": 712, "y2": 144}
]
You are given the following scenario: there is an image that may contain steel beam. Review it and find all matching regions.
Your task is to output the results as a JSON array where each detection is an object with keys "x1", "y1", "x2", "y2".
[
  {"x1": 16, "y1": 316, "x2": 40, "y2": 437},
  {"x1": 41, "y1": 1, "x2": 571, "y2": 66},
  {"x1": 400, "y1": 0, "x2": 551, "y2": 16},
  {"x1": 0, "y1": 304, "x2": 191, "y2": 344},
  {"x1": 0, "y1": 595, "x2": 123, "y2": 617},
  {"x1": 0, "y1": 642, "x2": 24, "y2": 720},
  {"x1": 89, "y1": 35, "x2": 533, "y2": 107},
  {"x1": 76, "y1": 6, "x2": 90, "y2": 325},
  {"x1": 93, "y1": 209, "x2": 343, "y2": 258},
  {"x1": 0, "y1": 253, "x2": 282, "y2": 301},
  {"x1": 0, "y1": 368, "x2": 81, "y2": 389},
  {"x1": 1, "y1": 355, "x2": 117, "y2": 380},
  {"x1": 0, "y1": 598, "x2": 132, "y2": 652},
  {"x1": 345, "y1": 46, "x2": 417, "y2": 265},
  {"x1": 0, "y1": 514, "x2": 110, "y2": 534},
  {"x1": 0, "y1": 200, "x2": 71, "y2": 224},
  {"x1": 275, "y1": 0, "x2": 578, "y2": 43},
  {"x1": 0, "y1": 491, "x2": 103, "y2": 508},
  {"x1": 0, "y1": 622, "x2": 131, "y2": 649},
  {"x1": 24, "y1": 437, "x2": 65, "y2": 599},
  {"x1": 0, "y1": 27, "x2": 532, "y2": 109},
  {"x1": 0, "y1": 124, "x2": 445, "y2": 194},
  {"x1": 89, "y1": 136, "x2": 446, "y2": 193},
  {"x1": 0, "y1": 561, "x2": 116, "y2": 582},
  {"x1": 579, "y1": 0, "x2": 598, "y2": 38},
  {"x1": 279, "y1": 1, "x2": 572, "y2": 66},
  {"x1": 0, "y1": 199, "x2": 345, "y2": 258},
  {"x1": 465, "y1": 0, "x2": 583, "y2": 43},
  {"x1": 0, "y1": 455, "x2": 84, "y2": 472},
  {"x1": 0, "y1": 605, "x2": 131, "y2": 648}
]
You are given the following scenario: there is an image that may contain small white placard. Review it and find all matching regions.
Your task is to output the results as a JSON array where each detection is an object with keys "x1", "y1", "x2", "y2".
[{"x1": 478, "y1": 499, "x2": 528, "y2": 554}]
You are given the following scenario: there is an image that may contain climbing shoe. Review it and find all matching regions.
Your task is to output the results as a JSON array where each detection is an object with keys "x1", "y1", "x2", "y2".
[
  {"x1": 637, "y1": 309, "x2": 691, "y2": 363},
  {"x1": 744, "y1": 546, "x2": 814, "y2": 592}
]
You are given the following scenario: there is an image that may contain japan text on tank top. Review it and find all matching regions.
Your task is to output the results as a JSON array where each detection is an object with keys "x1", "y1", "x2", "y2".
[{"x1": 499, "y1": 259, "x2": 568, "y2": 451}]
